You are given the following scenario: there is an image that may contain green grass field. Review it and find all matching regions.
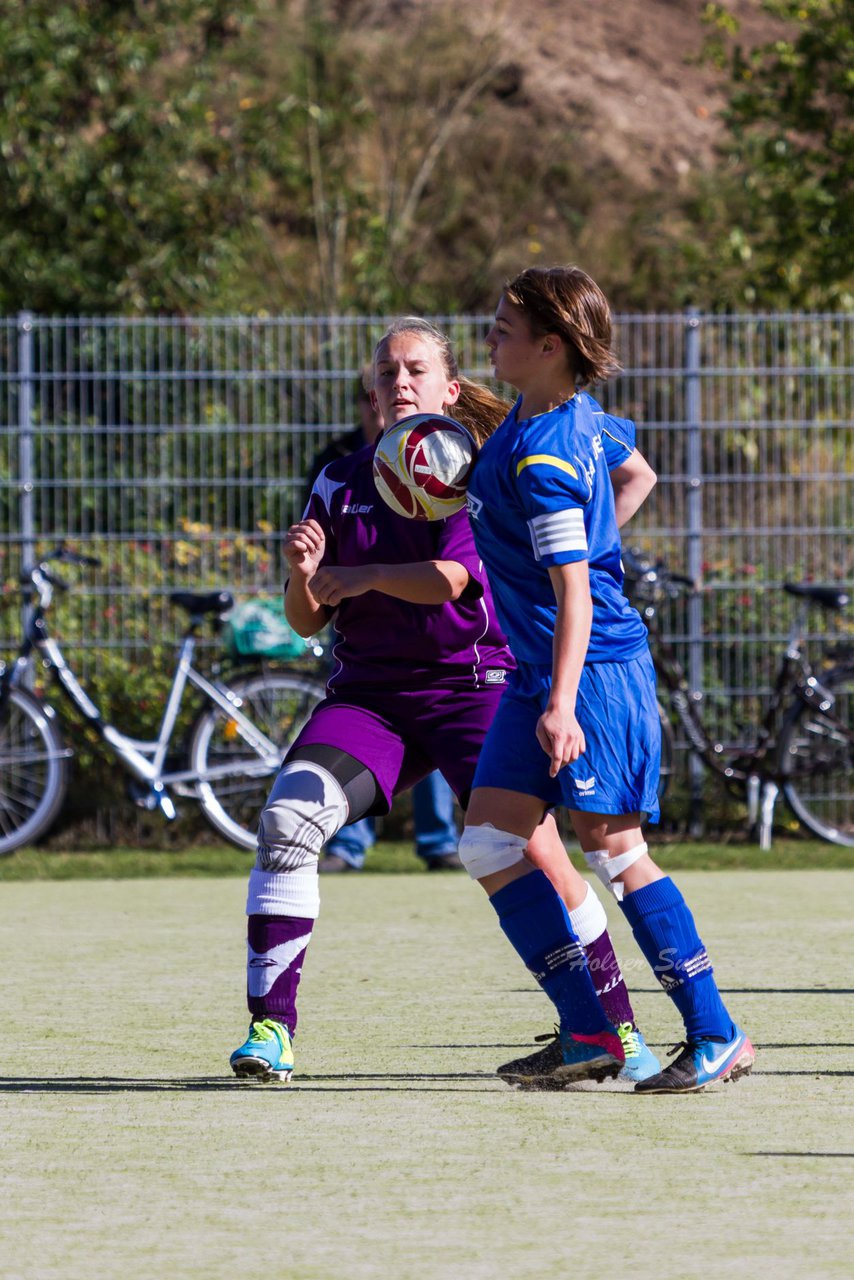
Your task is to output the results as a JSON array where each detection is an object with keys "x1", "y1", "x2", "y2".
[{"x1": 2, "y1": 869, "x2": 852, "y2": 1279}]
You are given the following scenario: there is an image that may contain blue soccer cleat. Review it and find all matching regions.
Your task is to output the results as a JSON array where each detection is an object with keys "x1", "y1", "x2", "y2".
[
  {"x1": 634, "y1": 1024, "x2": 755, "y2": 1094},
  {"x1": 497, "y1": 1032, "x2": 565, "y2": 1090},
  {"x1": 616, "y1": 1022, "x2": 661, "y2": 1084},
  {"x1": 498, "y1": 1023, "x2": 626, "y2": 1089},
  {"x1": 230, "y1": 1018, "x2": 294, "y2": 1083},
  {"x1": 554, "y1": 1025, "x2": 625, "y2": 1084}
]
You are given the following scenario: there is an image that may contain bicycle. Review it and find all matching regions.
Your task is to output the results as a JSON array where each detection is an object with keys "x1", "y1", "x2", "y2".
[
  {"x1": 0, "y1": 547, "x2": 327, "y2": 856},
  {"x1": 623, "y1": 547, "x2": 853, "y2": 849}
]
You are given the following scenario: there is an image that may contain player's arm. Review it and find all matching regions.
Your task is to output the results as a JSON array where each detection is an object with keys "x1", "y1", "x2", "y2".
[
  {"x1": 610, "y1": 449, "x2": 656, "y2": 527},
  {"x1": 309, "y1": 559, "x2": 469, "y2": 608},
  {"x1": 537, "y1": 560, "x2": 592, "y2": 777},
  {"x1": 284, "y1": 518, "x2": 333, "y2": 636}
]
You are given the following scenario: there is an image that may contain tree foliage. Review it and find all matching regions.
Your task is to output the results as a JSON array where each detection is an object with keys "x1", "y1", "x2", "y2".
[
  {"x1": 688, "y1": 0, "x2": 853, "y2": 307},
  {"x1": 1, "y1": 0, "x2": 849, "y2": 315},
  {"x1": 0, "y1": 0, "x2": 593, "y2": 315},
  {"x1": 0, "y1": 0, "x2": 264, "y2": 312}
]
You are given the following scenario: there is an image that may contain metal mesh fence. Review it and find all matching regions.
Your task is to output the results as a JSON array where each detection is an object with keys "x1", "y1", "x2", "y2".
[{"x1": 1, "y1": 310, "x2": 851, "y2": 787}]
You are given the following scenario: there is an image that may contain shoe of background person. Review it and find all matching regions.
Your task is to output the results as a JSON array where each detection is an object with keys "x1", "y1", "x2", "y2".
[
  {"x1": 497, "y1": 1024, "x2": 623, "y2": 1088},
  {"x1": 425, "y1": 851, "x2": 463, "y2": 871},
  {"x1": 230, "y1": 1018, "x2": 294, "y2": 1082},
  {"x1": 634, "y1": 1025, "x2": 755, "y2": 1094},
  {"x1": 319, "y1": 853, "x2": 361, "y2": 874},
  {"x1": 616, "y1": 1022, "x2": 661, "y2": 1084}
]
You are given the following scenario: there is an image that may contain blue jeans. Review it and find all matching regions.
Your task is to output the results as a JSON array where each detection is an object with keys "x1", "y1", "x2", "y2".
[{"x1": 325, "y1": 771, "x2": 459, "y2": 869}]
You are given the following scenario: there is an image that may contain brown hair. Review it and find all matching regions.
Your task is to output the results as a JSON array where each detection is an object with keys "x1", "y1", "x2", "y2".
[
  {"x1": 374, "y1": 317, "x2": 510, "y2": 445},
  {"x1": 503, "y1": 266, "x2": 620, "y2": 388}
]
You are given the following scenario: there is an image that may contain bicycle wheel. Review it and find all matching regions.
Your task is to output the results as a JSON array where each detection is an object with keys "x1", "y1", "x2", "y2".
[
  {"x1": 0, "y1": 688, "x2": 69, "y2": 856},
  {"x1": 778, "y1": 663, "x2": 854, "y2": 847},
  {"x1": 187, "y1": 669, "x2": 326, "y2": 850}
]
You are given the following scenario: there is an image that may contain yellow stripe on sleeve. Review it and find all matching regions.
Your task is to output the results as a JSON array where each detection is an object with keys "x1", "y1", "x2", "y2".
[{"x1": 516, "y1": 454, "x2": 578, "y2": 479}]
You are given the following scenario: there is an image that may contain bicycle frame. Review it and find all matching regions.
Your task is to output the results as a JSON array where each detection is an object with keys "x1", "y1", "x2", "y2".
[
  {"x1": 624, "y1": 553, "x2": 852, "y2": 848},
  {"x1": 653, "y1": 619, "x2": 810, "y2": 783},
  {"x1": 3, "y1": 568, "x2": 282, "y2": 814}
]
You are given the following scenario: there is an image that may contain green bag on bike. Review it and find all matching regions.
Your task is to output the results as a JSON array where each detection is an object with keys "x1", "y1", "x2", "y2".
[{"x1": 223, "y1": 597, "x2": 307, "y2": 661}]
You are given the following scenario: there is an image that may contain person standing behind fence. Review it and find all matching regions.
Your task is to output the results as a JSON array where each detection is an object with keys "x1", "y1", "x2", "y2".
[{"x1": 303, "y1": 379, "x2": 461, "y2": 873}]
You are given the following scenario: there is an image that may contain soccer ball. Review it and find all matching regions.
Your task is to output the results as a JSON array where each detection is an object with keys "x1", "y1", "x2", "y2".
[{"x1": 372, "y1": 413, "x2": 477, "y2": 521}]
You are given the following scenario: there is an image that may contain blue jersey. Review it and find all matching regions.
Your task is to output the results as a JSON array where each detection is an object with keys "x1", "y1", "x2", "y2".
[
  {"x1": 466, "y1": 392, "x2": 649, "y2": 665},
  {"x1": 583, "y1": 391, "x2": 637, "y2": 465}
]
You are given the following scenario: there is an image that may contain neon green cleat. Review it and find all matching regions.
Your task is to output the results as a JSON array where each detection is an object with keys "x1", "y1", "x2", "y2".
[{"x1": 230, "y1": 1018, "x2": 294, "y2": 1082}]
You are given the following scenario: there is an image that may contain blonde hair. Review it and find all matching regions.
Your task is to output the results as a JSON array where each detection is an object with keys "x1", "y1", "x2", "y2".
[
  {"x1": 503, "y1": 266, "x2": 620, "y2": 387},
  {"x1": 373, "y1": 317, "x2": 510, "y2": 445}
]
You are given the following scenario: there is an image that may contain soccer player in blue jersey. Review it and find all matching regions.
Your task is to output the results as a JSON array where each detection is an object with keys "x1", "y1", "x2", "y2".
[
  {"x1": 228, "y1": 316, "x2": 657, "y2": 1084},
  {"x1": 460, "y1": 267, "x2": 755, "y2": 1093}
]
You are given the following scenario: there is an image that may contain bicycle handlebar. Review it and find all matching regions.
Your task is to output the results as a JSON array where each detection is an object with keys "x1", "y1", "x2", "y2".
[
  {"x1": 19, "y1": 545, "x2": 103, "y2": 594},
  {"x1": 623, "y1": 546, "x2": 696, "y2": 599},
  {"x1": 45, "y1": 545, "x2": 102, "y2": 569}
]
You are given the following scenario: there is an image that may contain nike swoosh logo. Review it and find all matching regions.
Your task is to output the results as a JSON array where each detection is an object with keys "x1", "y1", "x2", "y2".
[{"x1": 701, "y1": 1042, "x2": 738, "y2": 1074}]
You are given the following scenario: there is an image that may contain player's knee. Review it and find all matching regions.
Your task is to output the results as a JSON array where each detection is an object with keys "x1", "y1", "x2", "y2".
[
  {"x1": 582, "y1": 841, "x2": 648, "y2": 901},
  {"x1": 255, "y1": 760, "x2": 349, "y2": 874},
  {"x1": 458, "y1": 823, "x2": 528, "y2": 881}
]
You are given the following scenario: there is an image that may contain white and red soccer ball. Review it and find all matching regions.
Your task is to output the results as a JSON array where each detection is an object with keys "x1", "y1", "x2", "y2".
[{"x1": 372, "y1": 413, "x2": 477, "y2": 521}]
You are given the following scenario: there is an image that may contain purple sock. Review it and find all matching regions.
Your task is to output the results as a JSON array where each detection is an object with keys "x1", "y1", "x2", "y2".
[
  {"x1": 584, "y1": 930, "x2": 636, "y2": 1029},
  {"x1": 247, "y1": 914, "x2": 314, "y2": 1036}
]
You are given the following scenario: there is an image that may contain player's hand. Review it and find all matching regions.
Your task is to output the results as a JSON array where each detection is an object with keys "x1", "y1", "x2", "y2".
[
  {"x1": 536, "y1": 706, "x2": 586, "y2": 778},
  {"x1": 309, "y1": 565, "x2": 375, "y2": 608},
  {"x1": 284, "y1": 519, "x2": 325, "y2": 576}
]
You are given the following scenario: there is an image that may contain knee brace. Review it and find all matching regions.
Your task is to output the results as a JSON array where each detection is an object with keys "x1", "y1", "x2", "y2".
[
  {"x1": 458, "y1": 824, "x2": 528, "y2": 881},
  {"x1": 256, "y1": 760, "x2": 349, "y2": 874},
  {"x1": 583, "y1": 841, "x2": 648, "y2": 901}
]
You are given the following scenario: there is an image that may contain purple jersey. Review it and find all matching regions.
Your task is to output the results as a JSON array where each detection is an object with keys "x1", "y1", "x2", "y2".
[{"x1": 303, "y1": 442, "x2": 513, "y2": 692}]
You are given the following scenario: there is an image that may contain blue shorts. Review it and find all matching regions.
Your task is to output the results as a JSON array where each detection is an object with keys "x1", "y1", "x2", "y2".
[{"x1": 472, "y1": 652, "x2": 661, "y2": 822}]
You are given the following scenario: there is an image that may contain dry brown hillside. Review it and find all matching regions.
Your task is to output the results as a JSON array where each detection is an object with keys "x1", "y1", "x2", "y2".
[{"x1": 411, "y1": 0, "x2": 784, "y2": 187}]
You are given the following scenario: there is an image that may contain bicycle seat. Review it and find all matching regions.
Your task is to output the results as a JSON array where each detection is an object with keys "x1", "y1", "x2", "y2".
[
  {"x1": 784, "y1": 583, "x2": 850, "y2": 611},
  {"x1": 170, "y1": 590, "x2": 235, "y2": 617}
]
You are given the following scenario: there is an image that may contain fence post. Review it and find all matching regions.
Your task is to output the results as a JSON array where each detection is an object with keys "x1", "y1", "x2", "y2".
[
  {"x1": 684, "y1": 309, "x2": 705, "y2": 835},
  {"x1": 17, "y1": 312, "x2": 36, "y2": 668}
]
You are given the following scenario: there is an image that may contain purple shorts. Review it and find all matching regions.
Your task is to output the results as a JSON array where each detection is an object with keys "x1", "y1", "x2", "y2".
[{"x1": 287, "y1": 684, "x2": 505, "y2": 813}]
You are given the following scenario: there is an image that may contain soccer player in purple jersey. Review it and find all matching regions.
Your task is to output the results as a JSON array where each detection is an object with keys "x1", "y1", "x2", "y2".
[
  {"x1": 460, "y1": 266, "x2": 755, "y2": 1093},
  {"x1": 228, "y1": 317, "x2": 657, "y2": 1084}
]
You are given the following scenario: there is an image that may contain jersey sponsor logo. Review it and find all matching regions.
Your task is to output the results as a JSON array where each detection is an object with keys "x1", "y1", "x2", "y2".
[
  {"x1": 575, "y1": 432, "x2": 605, "y2": 492},
  {"x1": 340, "y1": 503, "x2": 373, "y2": 514},
  {"x1": 484, "y1": 668, "x2": 507, "y2": 684},
  {"x1": 466, "y1": 492, "x2": 483, "y2": 520}
]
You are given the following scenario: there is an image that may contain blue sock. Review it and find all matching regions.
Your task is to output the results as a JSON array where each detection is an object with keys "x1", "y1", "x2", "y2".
[
  {"x1": 620, "y1": 877, "x2": 734, "y2": 1042},
  {"x1": 490, "y1": 871, "x2": 610, "y2": 1035}
]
